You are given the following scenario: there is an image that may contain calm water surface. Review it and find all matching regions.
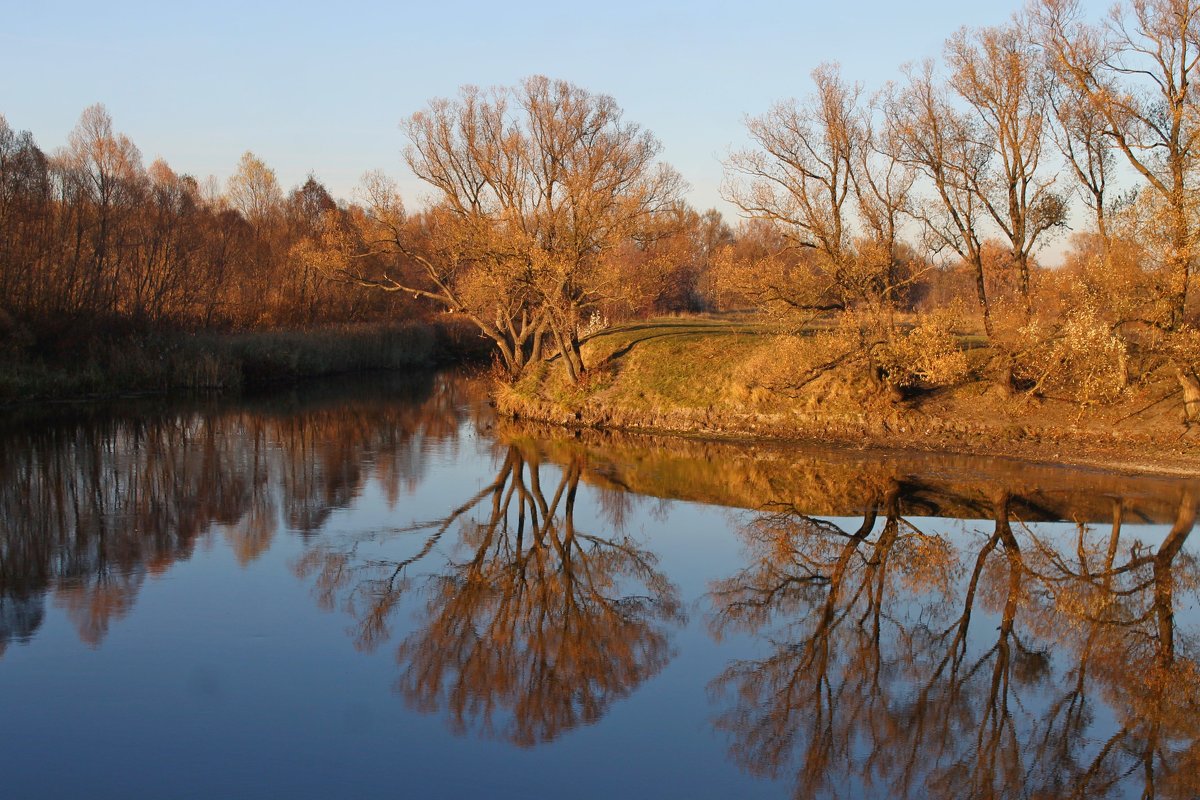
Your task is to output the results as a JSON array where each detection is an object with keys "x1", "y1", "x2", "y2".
[{"x1": 1, "y1": 371, "x2": 1197, "y2": 799}]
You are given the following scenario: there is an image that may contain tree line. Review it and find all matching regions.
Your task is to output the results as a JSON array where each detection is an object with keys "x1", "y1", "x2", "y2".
[
  {"x1": 0, "y1": 89, "x2": 731, "y2": 361},
  {"x1": 0, "y1": 106, "x2": 413, "y2": 338}
]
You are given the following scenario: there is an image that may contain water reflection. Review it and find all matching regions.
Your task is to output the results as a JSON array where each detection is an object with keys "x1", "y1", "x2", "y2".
[
  {"x1": 295, "y1": 441, "x2": 683, "y2": 746},
  {"x1": 0, "y1": 373, "x2": 467, "y2": 651},
  {"x1": 709, "y1": 478, "x2": 1200, "y2": 799},
  {"x1": 1, "y1": 374, "x2": 1199, "y2": 798}
]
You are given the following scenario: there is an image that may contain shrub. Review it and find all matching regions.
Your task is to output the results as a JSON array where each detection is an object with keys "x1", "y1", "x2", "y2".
[
  {"x1": 882, "y1": 308, "x2": 971, "y2": 389},
  {"x1": 1015, "y1": 306, "x2": 1129, "y2": 406}
]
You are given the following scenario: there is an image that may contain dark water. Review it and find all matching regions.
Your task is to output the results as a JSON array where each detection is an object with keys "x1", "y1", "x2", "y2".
[{"x1": 1, "y1": 371, "x2": 1198, "y2": 799}]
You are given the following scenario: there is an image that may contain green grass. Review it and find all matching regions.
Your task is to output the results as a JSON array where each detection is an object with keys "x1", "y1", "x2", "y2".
[
  {"x1": 498, "y1": 313, "x2": 823, "y2": 438},
  {"x1": 569, "y1": 315, "x2": 781, "y2": 409}
]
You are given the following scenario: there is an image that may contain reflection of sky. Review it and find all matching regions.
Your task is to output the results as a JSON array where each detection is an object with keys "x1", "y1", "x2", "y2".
[{"x1": 0, "y1": 377, "x2": 1195, "y2": 798}]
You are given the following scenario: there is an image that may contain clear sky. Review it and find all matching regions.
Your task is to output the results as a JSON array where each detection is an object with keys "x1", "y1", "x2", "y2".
[{"x1": 3, "y1": 0, "x2": 1033, "y2": 216}]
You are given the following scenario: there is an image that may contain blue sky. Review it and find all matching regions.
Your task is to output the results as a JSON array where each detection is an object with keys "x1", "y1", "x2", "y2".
[{"x1": 3, "y1": 0, "x2": 1031, "y2": 215}]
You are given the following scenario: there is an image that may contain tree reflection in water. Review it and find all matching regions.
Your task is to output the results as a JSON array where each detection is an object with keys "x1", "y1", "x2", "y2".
[
  {"x1": 709, "y1": 480, "x2": 1200, "y2": 799},
  {"x1": 295, "y1": 441, "x2": 683, "y2": 746},
  {"x1": 0, "y1": 373, "x2": 465, "y2": 651}
]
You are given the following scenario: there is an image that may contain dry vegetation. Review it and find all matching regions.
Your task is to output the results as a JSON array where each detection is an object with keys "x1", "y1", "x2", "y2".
[
  {"x1": 0, "y1": 320, "x2": 481, "y2": 403},
  {"x1": 498, "y1": 314, "x2": 1200, "y2": 473}
]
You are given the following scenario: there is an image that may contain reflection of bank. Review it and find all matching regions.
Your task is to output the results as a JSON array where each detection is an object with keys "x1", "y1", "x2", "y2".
[
  {"x1": 297, "y1": 441, "x2": 683, "y2": 746},
  {"x1": 708, "y1": 481, "x2": 1199, "y2": 800},
  {"x1": 507, "y1": 418, "x2": 1197, "y2": 526},
  {"x1": 0, "y1": 371, "x2": 466, "y2": 650}
]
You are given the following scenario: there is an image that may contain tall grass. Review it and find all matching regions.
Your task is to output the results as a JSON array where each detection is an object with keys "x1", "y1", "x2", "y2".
[{"x1": 0, "y1": 319, "x2": 488, "y2": 403}]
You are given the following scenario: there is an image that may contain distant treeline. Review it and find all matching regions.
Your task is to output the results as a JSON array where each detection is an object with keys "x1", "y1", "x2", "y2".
[
  {"x1": 0, "y1": 100, "x2": 991, "y2": 359},
  {"x1": 0, "y1": 106, "x2": 414, "y2": 342}
]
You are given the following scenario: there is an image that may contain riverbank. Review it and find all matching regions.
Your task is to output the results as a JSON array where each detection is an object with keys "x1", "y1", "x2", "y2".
[
  {"x1": 495, "y1": 316, "x2": 1200, "y2": 476},
  {"x1": 0, "y1": 317, "x2": 489, "y2": 406}
]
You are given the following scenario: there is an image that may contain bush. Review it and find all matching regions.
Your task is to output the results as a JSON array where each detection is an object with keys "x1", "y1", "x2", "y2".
[
  {"x1": 882, "y1": 308, "x2": 971, "y2": 389},
  {"x1": 1015, "y1": 306, "x2": 1128, "y2": 406}
]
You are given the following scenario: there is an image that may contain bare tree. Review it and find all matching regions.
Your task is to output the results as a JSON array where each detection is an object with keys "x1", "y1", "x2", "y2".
[
  {"x1": 226, "y1": 151, "x2": 282, "y2": 229},
  {"x1": 724, "y1": 63, "x2": 865, "y2": 316},
  {"x1": 1035, "y1": 0, "x2": 1200, "y2": 325},
  {"x1": 1047, "y1": 64, "x2": 1118, "y2": 250},
  {"x1": 946, "y1": 20, "x2": 1067, "y2": 315},
  {"x1": 889, "y1": 61, "x2": 998, "y2": 336},
  {"x1": 852, "y1": 93, "x2": 917, "y2": 325},
  {"x1": 339, "y1": 77, "x2": 682, "y2": 381},
  {"x1": 350, "y1": 168, "x2": 549, "y2": 377},
  {"x1": 55, "y1": 104, "x2": 146, "y2": 317}
]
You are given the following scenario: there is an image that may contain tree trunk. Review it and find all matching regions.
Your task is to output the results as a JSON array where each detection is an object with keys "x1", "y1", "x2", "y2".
[
  {"x1": 549, "y1": 316, "x2": 580, "y2": 384},
  {"x1": 1169, "y1": 206, "x2": 1190, "y2": 327},
  {"x1": 529, "y1": 322, "x2": 546, "y2": 365},
  {"x1": 1177, "y1": 364, "x2": 1200, "y2": 425},
  {"x1": 971, "y1": 254, "x2": 994, "y2": 338},
  {"x1": 993, "y1": 352, "x2": 1015, "y2": 397},
  {"x1": 567, "y1": 328, "x2": 585, "y2": 377},
  {"x1": 1014, "y1": 250, "x2": 1032, "y2": 320},
  {"x1": 491, "y1": 335, "x2": 521, "y2": 379}
]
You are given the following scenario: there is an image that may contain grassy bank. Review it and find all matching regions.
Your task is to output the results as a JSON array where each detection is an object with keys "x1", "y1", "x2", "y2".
[
  {"x1": 496, "y1": 315, "x2": 1200, "y2": 475},
  {"x1": 0, "y1": 317, "x2": 489, "y2": 404}
]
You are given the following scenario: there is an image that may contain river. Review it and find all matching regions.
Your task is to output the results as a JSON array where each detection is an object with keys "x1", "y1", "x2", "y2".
[{"x1": 0, "y1": 370, "x2": 1197, "y2": 799}]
